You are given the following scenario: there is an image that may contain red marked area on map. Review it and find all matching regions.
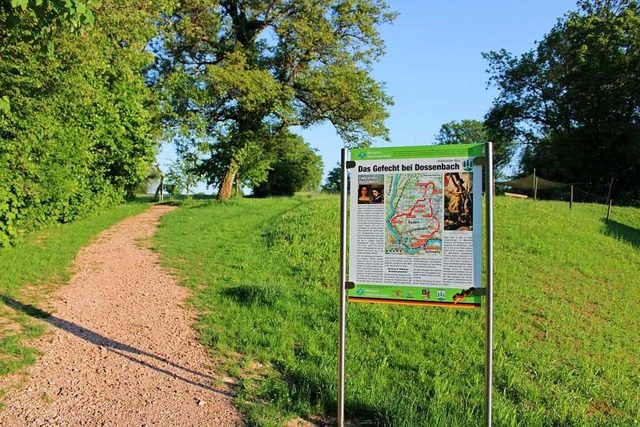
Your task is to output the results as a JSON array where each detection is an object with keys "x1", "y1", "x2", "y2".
[{"x1": 385, "y1": 174, "x2": 444, "y2": 255}]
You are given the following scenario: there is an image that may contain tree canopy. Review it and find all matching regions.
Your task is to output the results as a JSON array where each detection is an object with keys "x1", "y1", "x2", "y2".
[
  {"x1": 152, "y1": 0, "x2": 396, "y2": 200},
  {"x1": 164, "y1": 154, "x2": 201, "y2": 198},
  {"x1": 252, "y1": 131, "x2": 323, "y2": 197},
  {"x1": 434, "y1": 119, "x2": 516, "y2": 173},
  {"x1": 484, "y1": 0, "x2": 640, "y2": 205},
  {"x1": 435, "y1": 119, "x2": 487, "y2": 146},
  {"x1": 0, "y1": 0, "x2": 165, "y2": 246},
  {"x1": 322, "y1": 163, "x2": 342, "y2": 193}
]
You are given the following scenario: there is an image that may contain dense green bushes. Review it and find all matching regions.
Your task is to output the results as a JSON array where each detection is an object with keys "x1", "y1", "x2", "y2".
[{"x1": 0, "y1": 1, "x2": 162, "y2": 246}]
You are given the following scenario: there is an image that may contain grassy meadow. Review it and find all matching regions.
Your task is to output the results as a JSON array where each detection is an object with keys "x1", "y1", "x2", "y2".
[
  {"x1": 0, "y1": 198, "x2": 151, "y2": 401},
  {"x1": 153, "y1": 195, "x2": 640, "y2": 426},
  {"x1": 0, "y1": 193, "x2": 638, "y2": 426}
]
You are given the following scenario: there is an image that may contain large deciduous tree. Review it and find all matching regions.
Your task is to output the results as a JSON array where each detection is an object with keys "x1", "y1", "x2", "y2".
[
  {"x1": 484, "y1": 0, "x2": 640, "y2": 205},
  {"x1": 152, "y1": 0, "x2": 395, "y2": 200},
  {"x1": 0, "y1": 0, "x2": 95, "y2": 114}
]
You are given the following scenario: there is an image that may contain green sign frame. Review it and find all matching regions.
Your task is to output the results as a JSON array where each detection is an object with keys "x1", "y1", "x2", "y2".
[{"x1": 347, "y1": 143, "x2": 484, "y2": 308}]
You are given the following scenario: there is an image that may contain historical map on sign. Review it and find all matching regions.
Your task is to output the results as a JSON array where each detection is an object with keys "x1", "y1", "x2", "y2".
[{"x1": 385, "y1": 173, "x2": 444, "y2": 255}]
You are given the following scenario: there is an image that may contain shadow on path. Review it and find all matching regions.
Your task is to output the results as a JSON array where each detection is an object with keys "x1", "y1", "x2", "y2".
[{"x1": 1, "y1": 295, "x2": 234, "y2": 398}]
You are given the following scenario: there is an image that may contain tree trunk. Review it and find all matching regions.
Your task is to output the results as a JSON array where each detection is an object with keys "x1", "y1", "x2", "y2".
[
  {"x1": 234, "y1": 176, "x2": 241, "y2": 196},
  {"x1": 218, "y1": 168, "x2": 237, "y2": 201}
]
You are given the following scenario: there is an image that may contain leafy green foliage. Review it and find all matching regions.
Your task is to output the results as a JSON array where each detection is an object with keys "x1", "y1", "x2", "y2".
[
  {"x1": 435, "y1": 119, "x2": 488, "y2": 146},
  {"x1": 1, "y1": 0, "x2": 95, "y2": 55},
  {"x1": 0, "y1": 0, "x2": 164, "y2": 245},
  {"x1": 252, "y1": 132, "x2": 324, "y2": 197},
  {"x1": 322, "y1": 163, "x2": 342, "y2": 193},
  {"x1": 152, "y1": 0, "x2": 396, "y2": 200},
  {"x1": 0, "y1": 96, "x2": 9, "y2": 114},
  {"x1": 164, "y1": 154, "x2": 201, "y2": 198},
  {"x1": 435, "y1": 119, "x2": 516, "y2": 173},
  {"x1": 13, "y1": 0, "x2": 94, "y2": 26},
  {"x1": 484, "y1": 0, "x2": 640, "y2": 205},
  {"x1": 154, "y1": 195, "x2": 640, "y2": 426}
]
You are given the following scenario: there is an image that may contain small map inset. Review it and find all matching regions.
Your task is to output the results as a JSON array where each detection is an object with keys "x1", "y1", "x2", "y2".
[{"x1": 385, "y1": 173, "x2": 444, "y2": 255}]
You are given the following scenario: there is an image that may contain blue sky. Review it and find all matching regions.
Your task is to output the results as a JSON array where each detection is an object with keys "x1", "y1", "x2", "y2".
[
  {"x1": 300, "y1": 0, "x2": 580, "y2": 179},
  {"x1": 160, "y1": 0, "x2": 579, "y2": 191}
]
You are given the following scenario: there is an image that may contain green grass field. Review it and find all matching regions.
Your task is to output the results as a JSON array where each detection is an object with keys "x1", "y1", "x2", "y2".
[
  {"x1": 153, "y1": 195, "x2": 640, "y2": 427},
  {"x1": 1, "y1": 194, "x2": 638, "y2": 425}
]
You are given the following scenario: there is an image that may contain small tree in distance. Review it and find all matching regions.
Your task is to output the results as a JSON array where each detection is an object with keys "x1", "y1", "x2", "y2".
[
  {"x1": 435, "y1": 119, "x2": 516, "y2": 174},
  {"x1": 252, "y1": 132, "x2": 323, "y2": 197},
  {"x1": 322, "y1": 164, "x2": 342, "y2": 193},
  {"x1": 164, "y1": 154, "x2": 201, "y2": 199}
]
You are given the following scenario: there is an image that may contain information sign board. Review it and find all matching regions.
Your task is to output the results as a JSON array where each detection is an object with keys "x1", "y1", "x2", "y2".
[{"x1": 347, "y1": 144, "x2": 484, "y2": 307}]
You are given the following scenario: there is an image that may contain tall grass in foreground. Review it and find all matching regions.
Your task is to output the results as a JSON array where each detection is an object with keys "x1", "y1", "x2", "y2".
[
  {"x1": 154, "y1": 196, "x2": 640, "y2": 426},
  {"x1": 0, "y1": 199, "x2": 150, "y2": 400}
]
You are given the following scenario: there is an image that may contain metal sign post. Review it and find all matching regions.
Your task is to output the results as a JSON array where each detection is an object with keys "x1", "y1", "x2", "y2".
[
  {"x1": 337, "y1": 148, "x2": 348, "y2": 427},
  {"x1": 483, "y1": 142, "x2": 495, "y2": 427}
]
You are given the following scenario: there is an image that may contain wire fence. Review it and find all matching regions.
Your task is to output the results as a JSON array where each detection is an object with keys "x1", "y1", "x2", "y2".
[
  {"x1": 497, "y1": 174, "x2": 614, "y2": 206},
  {"x1": 572, "y1": 186, "x2": 608, "y2": 204}
]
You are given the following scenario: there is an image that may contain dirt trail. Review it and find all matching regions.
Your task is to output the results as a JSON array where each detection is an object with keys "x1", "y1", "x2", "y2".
[{"x1": 1, "y1": 205, "x2": 242, "y2": 426}]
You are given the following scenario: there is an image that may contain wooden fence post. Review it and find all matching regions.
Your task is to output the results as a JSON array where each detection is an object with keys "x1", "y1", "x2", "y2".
[{"x1": 570, "y1": 185, "x2": 573, "y2": 209}]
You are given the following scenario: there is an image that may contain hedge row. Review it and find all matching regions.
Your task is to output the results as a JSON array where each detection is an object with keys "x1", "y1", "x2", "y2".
[{"x1": 0, "y1": 3, "x2": 161, "y2": 246}]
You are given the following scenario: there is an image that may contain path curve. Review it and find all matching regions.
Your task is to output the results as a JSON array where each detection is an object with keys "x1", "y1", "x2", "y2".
[{"x1": 1, "y1": 205, "x2": 242, "y2": 426}]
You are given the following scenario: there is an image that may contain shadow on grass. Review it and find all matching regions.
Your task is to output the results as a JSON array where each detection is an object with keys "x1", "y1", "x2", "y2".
[
  {"x1": 221, "y1": 284, "x2": 283, "y2": 307},
  {"x1": 0, "y1": 295, "x2": 234, "y2": 397},
  {"x1": 602, "y1": 219, "x2": 640, "y2": 250},
  {"x1": 266, "y1": 363, "x2": 388, "y2": 427}
]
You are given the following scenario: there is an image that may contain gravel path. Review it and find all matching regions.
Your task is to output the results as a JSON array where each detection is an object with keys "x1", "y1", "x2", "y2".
[{"x1": 1, "y1": 205, "x2": 242, "y2": 426}]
